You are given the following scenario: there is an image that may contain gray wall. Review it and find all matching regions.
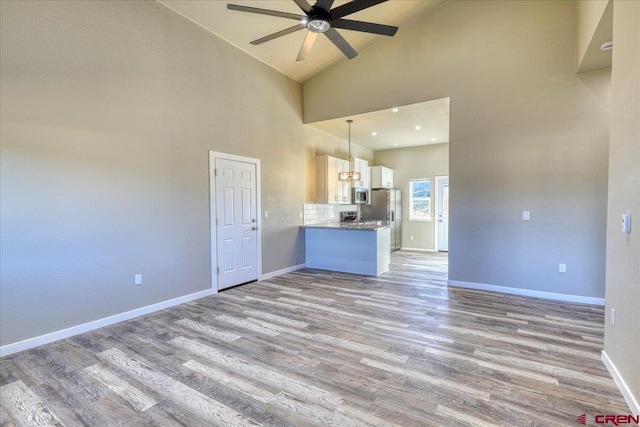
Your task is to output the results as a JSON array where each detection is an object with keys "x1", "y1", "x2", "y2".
[
  {"x1": 304, "y1": 0, "x2": 611, "y2": 299},
  {"x1": 604, "y1": 0, "x2": 640, "y2": 409},
  {"x1": 373, "y1": 144, "x2": 449, "y2": 251},
  {"x1": 0, "y1": 1, "x2": 349, "y2": 346}
]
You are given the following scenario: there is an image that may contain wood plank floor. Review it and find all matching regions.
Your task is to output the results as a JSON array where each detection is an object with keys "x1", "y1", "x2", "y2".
[{"x1": 1, "y1": 251, "x2": 629, "y2": 426}]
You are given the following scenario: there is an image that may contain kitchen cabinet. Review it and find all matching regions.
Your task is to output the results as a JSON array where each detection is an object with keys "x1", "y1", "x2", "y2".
[
  {"x1": 316, "y1": 155, "x2": 351, "y2": 204},
  {"x1": 351, "y1": 157, "x2": 369, "y2": 189},
  {"x1": 370, "y1": 166, "x2": 394, "y2": 189}
]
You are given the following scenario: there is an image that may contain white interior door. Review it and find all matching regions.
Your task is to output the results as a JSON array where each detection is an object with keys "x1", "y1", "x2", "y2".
[
  {"x1": 437, "y1": 176, "x2": 449, "y2": 252},
  {"x1": 215, "y1": 158, "x2": 258, "y2": 290}
]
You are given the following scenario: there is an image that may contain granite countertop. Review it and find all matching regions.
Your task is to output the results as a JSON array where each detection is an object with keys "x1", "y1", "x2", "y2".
[{"x1": 301, "y1": 223, "x2": 389, "y2": 231}]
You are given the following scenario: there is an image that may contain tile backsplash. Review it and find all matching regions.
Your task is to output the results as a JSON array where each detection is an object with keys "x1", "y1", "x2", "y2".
[{"x1": 303, "y1": 204, "x2": 356, "y2": 225}]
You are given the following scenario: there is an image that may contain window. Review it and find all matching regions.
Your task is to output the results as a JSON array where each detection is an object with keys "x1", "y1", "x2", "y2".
[{"x1": 409, "y1": 179, "x2": 431, "y2": 220}]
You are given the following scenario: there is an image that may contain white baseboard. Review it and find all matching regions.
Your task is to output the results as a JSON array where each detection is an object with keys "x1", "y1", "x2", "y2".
[
  {"x1": 602, "y1": 350, "x2": 640, "y2": 416},
  {"x1": 448, "y1": 280, "x2": 605, "y2": 306},
  {"x1": 0, "y1": 288, "x2": 217, "y2": 357},
  {"x1": 260, "y1": 263, "x2": 306, "y2": 281},
  {"x1": 400, "y1": 247, "x2": 438, "y2": 252},
  {"x1": 1, "y1": 262, "x2": 308, "y2": 358}
]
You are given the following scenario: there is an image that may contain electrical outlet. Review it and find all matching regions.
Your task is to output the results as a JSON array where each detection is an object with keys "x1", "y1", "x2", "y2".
[
  {"x1": 264, "y1": 211, "x2": 269, "y2": 219},
  {"x1": 134, "y1": 274, "x2": 143, "y2": 286},
  {"x1": 610, "y1": 308, "x2": 616, "y2": 326},
  {"x1": 558, "y1": 263, "x2": 566, "y2": 273},
  {"x1": 299, "y1": 212, "x2": 303, "y2": 219}
]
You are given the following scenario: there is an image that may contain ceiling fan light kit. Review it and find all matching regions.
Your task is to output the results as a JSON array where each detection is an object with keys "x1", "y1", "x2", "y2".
[
  {"x1": 307, "y1": 18, "x2": 331, "y2": 33},
  {"x1": 227, "y1": 0, "x2": 398, "y2": 61}
]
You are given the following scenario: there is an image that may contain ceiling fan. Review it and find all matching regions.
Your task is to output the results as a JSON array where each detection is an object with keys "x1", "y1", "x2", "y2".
[{"x1": 227, "y1": 0, "x2": 398, "y2": 61}]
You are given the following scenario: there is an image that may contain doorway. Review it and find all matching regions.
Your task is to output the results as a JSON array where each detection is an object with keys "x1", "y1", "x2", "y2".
[
  {"x1": 209, "y1": 152, "x2": 262, "y2": 291},
  {"x1": 435, "y1": 175, "x2": 449, "y2": 252}
]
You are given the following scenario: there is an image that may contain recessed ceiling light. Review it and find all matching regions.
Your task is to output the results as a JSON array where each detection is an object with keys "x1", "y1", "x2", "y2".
[
  {"x1": 372, "y1": 132, "x2": 377, "y2": 136},
  {"x1": 392, "y1": 108, "x2": 399, "y2": 113},
  {"x1": 431, "y1": 138, "x2": 436, "y2": 142},
  {"x1": 393, "y1": 143, "x2": 398, "y2": 146},
  {"x1": 415, "y1": 126, "x2": 421, "y2": 130}
]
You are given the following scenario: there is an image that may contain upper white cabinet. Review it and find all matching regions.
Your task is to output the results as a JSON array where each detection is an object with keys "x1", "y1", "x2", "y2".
[
  {"x1": 370, "y1": 166, "x2": 394, "y2": 189},
  {"x1": 351, "y1": 157, "x2": 369, "y2": 189},
  {"x1": 316, "y1": 155, "x2": 351, "y2": 204}
]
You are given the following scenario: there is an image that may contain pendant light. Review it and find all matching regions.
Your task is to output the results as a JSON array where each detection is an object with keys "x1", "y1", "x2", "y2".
[{"x1": 338, "y1": 119, "x2": 361, "y2": 182}]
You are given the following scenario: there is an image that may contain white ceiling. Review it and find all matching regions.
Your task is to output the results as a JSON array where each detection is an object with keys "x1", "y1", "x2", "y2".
[
  {"x1": 158, "y1": 0, "x2": 444, "y2": 83},
  {"x1": 158, "y1": 1, "x2": 449, "y2": 152},
  {"x1": 307, "y1": 97, "x2": 450, "y2": 151}
]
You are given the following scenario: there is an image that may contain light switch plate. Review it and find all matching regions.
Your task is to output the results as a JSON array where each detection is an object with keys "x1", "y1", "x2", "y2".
[
  {"x1": 622, "y1": 214, "x2": 631, "y2": 233},
  {"x1": 522, "y1": 211, "x2": 530, "y2": 221},
  {"x1": 264, "y1": 211, "x2": 269, "y2": 219}
]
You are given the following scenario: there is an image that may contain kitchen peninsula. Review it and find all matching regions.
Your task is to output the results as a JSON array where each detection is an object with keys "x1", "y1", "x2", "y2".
[{"x1": 302, "y1": 224, "x2": 390, "y2": 276}]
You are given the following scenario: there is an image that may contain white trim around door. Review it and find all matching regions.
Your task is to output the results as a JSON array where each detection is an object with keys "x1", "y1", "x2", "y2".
[
  {"x1": 434, "y1": 175, "x2": 449, "y2": 252},
  {"x1": 209, "y1": 151, "x2": 262, "y2": 292}
]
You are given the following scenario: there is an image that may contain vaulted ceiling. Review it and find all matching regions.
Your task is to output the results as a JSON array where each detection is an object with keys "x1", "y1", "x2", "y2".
[
  {"x1": 158, "y1": 0, "x2": 444, "y2": 83},
  {"x1": 158, "y1": 0, "x2": 449, "y2": 150}
]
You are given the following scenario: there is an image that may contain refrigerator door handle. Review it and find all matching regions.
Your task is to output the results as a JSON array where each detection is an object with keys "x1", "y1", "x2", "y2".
[{"x1": 391, "y1": 210, "x2": 395, "y2": 222}]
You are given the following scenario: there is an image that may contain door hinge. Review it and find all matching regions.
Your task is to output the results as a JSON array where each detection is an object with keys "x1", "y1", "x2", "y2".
[
  {"x1": 217, "y1": 267, "x2": 220, "y2": 274},
  {"x1": 216, "y1": 218, "x2": 219, "y2": 226}
]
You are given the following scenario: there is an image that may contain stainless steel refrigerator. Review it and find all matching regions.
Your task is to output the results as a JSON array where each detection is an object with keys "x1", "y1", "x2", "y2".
[{"x1": 362, "y1": 189, "x2": 402, "y2": 251}]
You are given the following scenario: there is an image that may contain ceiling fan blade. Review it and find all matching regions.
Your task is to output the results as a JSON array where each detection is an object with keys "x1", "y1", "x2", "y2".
[
  {"x1": 292, "y1": 0, "x2": 312, "y2": 14},
  {"x1": 297, "y1": 31, "x2": 319, "y2": 61},
  {"x1": 251, "y1": 24, "x2": 306, "y2": 45},
  {"x1": 324, "y1": 28, "x2": 357, "y2": 59},
  {"x1": 227, "y1": 4, "x2": 304, "y2": 21},
  {"x1": 316, "y1": 0, "x2": 335, "y2": 12},
  {"x1": 331, "y1": 19, "x2": 398, "y2": 36},
  {"x1": 329, "y1": 0, "x2": 387, "y2": 21}
]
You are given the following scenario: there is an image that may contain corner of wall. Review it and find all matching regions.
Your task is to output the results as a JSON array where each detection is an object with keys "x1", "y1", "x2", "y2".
[{"x1": 577, "y1": 0, "x2": 613, "y2": 73}]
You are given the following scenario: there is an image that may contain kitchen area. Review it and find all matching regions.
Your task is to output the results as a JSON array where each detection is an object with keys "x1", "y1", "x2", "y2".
[
  {"x1": 301, "y1": 100, "x2": 450, "y2": 276},
  {"x1": 301, "y1": 148, "x2": 401, "y2": 276}
]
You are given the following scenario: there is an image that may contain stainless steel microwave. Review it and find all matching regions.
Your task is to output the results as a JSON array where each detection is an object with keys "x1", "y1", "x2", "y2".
[{"x1": 352, "y1": 187, "x2": 369, "y2": 205}]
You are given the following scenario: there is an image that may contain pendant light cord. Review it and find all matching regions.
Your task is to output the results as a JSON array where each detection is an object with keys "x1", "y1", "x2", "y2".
[{"x1": 347, "y1": 119, "x2": 353, "y2": 173}]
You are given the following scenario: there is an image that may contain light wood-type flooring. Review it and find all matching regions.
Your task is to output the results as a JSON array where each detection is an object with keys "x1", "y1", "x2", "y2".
[{"x1": 1, "y1": 251, "x2": 630, "y2": 426}]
